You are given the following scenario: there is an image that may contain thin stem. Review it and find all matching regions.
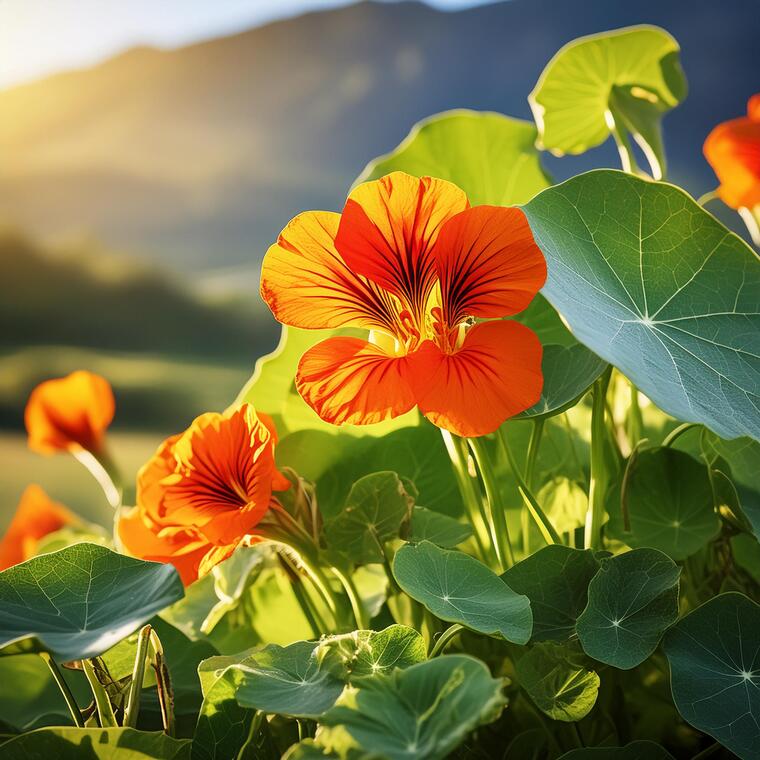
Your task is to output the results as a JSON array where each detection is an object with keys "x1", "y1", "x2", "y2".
[
  {"x1": 149, "y1": 630, "x2": 175, "y2": 737},
  {"x1": 73, "y1": 448, "x2": 122, "y2": 510},
  {"x1": 500, "y1": 429, "x2": 561, "y2": 546},
  {"x1": 524, "y1": 419, "x2": 545, "y2": 488},
  {"x1": 41, "y1": 653, "x2": 84, "y2": 728},
  {"x1": 468, "y1": 437, "x2": 515, "y2": 570},
  {"x1": 696, "y1": 190, "x2": 719, "y2": 207},
  {"x1": 585, "y1": 367, "x2": 613, "y2": 550},
  {"x1": 738, "y1": 205, "x2": 760, "y2": 247},
  {"x1": 289, "y1": 572, "x2": 326, "y2": 637},
  {"x1": 691, "y1": 741, "x2": 722, "y2": 760},
  {"x1": 440, "y1": 429, "x2": 491, "y2": 563},
  {"x1": 236, "y1": 711, "x2": 264, "y2": 760},
  {"x1": 627, "y1": 382, "x2": 643, "y2": 446},
  {"x1": 123, "y1": 624, "x2": 152, "y2": 728},
  {"x1": 429, "y1": 623, "x2": 464, "y2": 657},
  {"x1": 609, "y1": 113, "x2": 639, "y2": 175},
  {"x1": 663, "y1": 422, "x2": 701, "y2": 448},
  {"x1": 81, "y1": 658, "x2": 118, "y2": 727},
  {"x1": 331, "y1": 565, "x2": 368, "y2": 630}
]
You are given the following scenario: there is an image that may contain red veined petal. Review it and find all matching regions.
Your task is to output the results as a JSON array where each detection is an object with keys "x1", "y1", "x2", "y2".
[
  {"x1": 335, "y1": 172, "x2": 468, "y2": 317},
  {"x1": 296, "y1": 336, "x2": 416, "y2": 426},
  {"x1": 435, "y1": 205, "x2": 546, "y2": 326},
  {"x1": 408, "y1": 320, "x2": 543, "y2": 438},
  {"x1": 260, "y1": 210, "x2": 398, "y2": 332}
]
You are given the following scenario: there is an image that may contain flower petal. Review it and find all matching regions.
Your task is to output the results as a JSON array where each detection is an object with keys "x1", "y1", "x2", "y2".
[
  {"x1": 409, "y1": 320, "x2": 543, "y2": 437},
  {"x1": 25, "y1": 370, "x2": 115, "y2": 454},
  {"x1": 296, "y1": 336, "x2": 416, "y2": 426},
  {"x1": 260, "y1": 210, "x2": 397, "y2": 331},
  {"x1": 0, "y1": 485, "x2": 78, "y2": 570},
  {"x1": 435, "y1": 205, "x2": 546, "y2": 325},
  {"x1": 704, "y1": 115, "x2": 760, "y2": 210},
  {"x1": 335, "y1": 172, "x2": 468, "y2": 313}
]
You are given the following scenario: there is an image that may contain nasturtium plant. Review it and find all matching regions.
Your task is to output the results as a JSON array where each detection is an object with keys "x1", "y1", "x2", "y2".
[{"x1": 1, "y1": 20, "x2": 758, "y2": 760}]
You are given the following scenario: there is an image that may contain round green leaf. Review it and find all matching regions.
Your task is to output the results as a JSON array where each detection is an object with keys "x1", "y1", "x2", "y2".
[
  {"x1": 517, "y1": 344, "x2": 608, "y2": 419},
  {"x1": 316, "y1": 625, "x2": 426, "y2": 682},
  {"x1": 324, "y1": 472, "x2": 414, "y2": 564},
  {"x1": 558, "y1": 741, "x2": 675, "y2": 759},
  {"x1": 0, "y1": 543, "x2": 183, "y2": 662},
  {"x1": 318, "y1": 655, "x2": 506, "y2": 760},
  {"x1": 524, "y1": 170, "x2": 760, "y2": 441},
  {"x1": 515, "y1": 642, "x2": 600, "y2": 722},
  {"x1": 358, "y1": 109, "x2": 551, "y2": 206},
  {"x1": 230, "y1": 641, "x2": 344, "y2": 719},
  {"x1": 576, "y1": 548, "x2": 680, "y2": 669},
  {"x1": 502, "y1": 545, "x2": 600, "y2": 642},
  {"x1": 664, "y1": 592, "x2": 760, "y2": 760},
  {"x1": 608, "y1": 447, "x2": 720, "y2": 559},
  {"x1": 404, "y1": 506, "x2": 473, "y2": 548},
  {"x1": 0, "y1": 727, "x2": 190, "y2": 759},
  {"x1": 393, "y1": 541, "x2": 532, "y2": 644},
  {"x1": 529, "y1": 25, "x2": 686, "y2": 178}
]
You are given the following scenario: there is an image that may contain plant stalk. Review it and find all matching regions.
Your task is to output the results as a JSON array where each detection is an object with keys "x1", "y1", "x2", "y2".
[
  {"x1": 123, "y1": 624, "x2": 152, "y2": 728},
  {"x1": 40, "y1": 653, "x2": 84, "y2": 728},
  {"x1": 81, "y1": 658, "x2": 118, "y2": 727},
  {"x1": 429, "y1": 623, "x2": 464, "y2": 657},
  {"x1": 585, "y1": 367, "x2": 613, "y2": 550}
]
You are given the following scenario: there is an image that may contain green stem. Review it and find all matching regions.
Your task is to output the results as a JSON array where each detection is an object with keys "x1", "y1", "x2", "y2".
[
  {"x1": 691, "y1": 741, "x2": 722, "y2": 760},
  {"x1": 500, "y1": 429, "x2": 561, "y2": 546},
  {"x1": 40, "y1": 653, "x2": 84, "y2": 728},
  {"x1": 696, "y1": 190, "x2": 719, "y2": 207},
  {"x1": 585, "y1": 367, "x2": 613, "y2": 550},
  {"x1": 429, "y1": 623, "x2": 464, "y2": 657},
  {"x1": 663, "y1": 422, "x2": 700, "y2": 448},
  {"x1": 608, "y1": 113, "x2": 639, "y2": 175},
  {"x1": 331, "y1": 565, "x2": 368, "y2": 630},
  {"x1": 81, "y1": 658, "x2": 118, "y2": 727},
  {"x1": 627, "y1": 382, "x2": 643, "y2": 446},
  {"x1": 468, "y1": 437, "x2": 515, "y2": 570},
  {"x1": 150, "y1": 630, "x2": 175, "y2": 736},
  {"x1": 290, "y1": 573, "x2": 326, "y2": 637},
  {"x1": 236, "y1": 711, "x2": 264, "y2": 760},
  {"x1": 440, "y1": 429, "x2": 492, "y2": 564},
  {"x1": 522, "y1": 419, "x2": 545, "y2": 555},
  {"x1": 123, "y1": 624, "x2": 152, "y2": 728}
]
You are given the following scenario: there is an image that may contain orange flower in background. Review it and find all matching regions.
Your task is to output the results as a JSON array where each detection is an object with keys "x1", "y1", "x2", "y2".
[
  {"x1": 0, "y1": 485, "x2": 79, "y2": 570},
  {"x1": 25, "y1": 370, "x2": 115, "y2": 455},
  {"x1": 704, "y1": 94, "x2": 760, "y2": 210},
  {"x1": 119, "y1": 404, "x2": 289, "y2": 585},
  {"x1": 260, "y1": 171, "x2": 546, "y2": 438}
]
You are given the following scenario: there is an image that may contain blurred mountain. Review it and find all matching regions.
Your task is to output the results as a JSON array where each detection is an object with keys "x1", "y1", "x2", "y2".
[{"x1": 0, "y1": 0, "x2": 757, "y2": 282}]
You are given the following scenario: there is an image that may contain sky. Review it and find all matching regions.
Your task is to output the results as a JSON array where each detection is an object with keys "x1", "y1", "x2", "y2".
[{"x1": 0, "y1": 0, "x2": 493, "y2": 90}]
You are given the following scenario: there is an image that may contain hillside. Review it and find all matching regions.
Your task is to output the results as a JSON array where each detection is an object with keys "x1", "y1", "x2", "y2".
[{"x1": 0, "y1": 0, "x2": 757, "y2": 280}]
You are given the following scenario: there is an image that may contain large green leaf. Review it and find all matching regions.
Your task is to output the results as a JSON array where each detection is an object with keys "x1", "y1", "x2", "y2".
[
  {"x1": 607, "y1": 447, "x2": 720, "y2": 559},
  {"x1": 515, "y1": 642, "x2": 600, "y2": 722},
  {"x1": 358, "y1": 109, "x2": 551, "y2": 205},
  {"x1": 317, "y1": 655, "x2": 505, "y2": 760},
  {"x1": 404, "y1": 506, "x2": 473, "y2": 548},
  {"x1": 0, "y1": 544, "x2": 183, "y2": 662},
  {"x1": 524, "y1": 170, "x2": 760, "y2": 441},
  {"x1": 393, "y1": 541, "x2": 532, "y2": 644},
  {"x1": 576, "y1": 548, "x2": 679, "y2": 669},
  {"x1": 324, "y1": 472, "x2": 414, "y2": 564},
  {"x1": 558, "y1": 742, "x2": 675, "y2": 759},
  {"x1": 502, "y1": 545, "x2": 600, "y2": 642},
  {"x1": 316, "y1": 625, "x2": 426, "y2": 682},
  {"x1": 529, "y1": 26, "x2": 687, "y2": 179},
  {"x1": 517, "y1": 344, "x2": 608, "y2": 419},
  {"x1": 664, "y1": 592, "x2": 760, "y2": 760},
  {"x1": 229, "y1": 641, "x2": 343, "y2": 719},
  {"x1": 0, "y1": 727, "x2": 190, "y2": 758}
]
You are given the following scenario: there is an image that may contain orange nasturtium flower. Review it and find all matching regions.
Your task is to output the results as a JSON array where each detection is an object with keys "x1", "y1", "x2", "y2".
[
  {"x1": 25, "y1": 370, "x2": 115, "y2": 455},
  {"x1": 260, "y1": 171, "x2": 546, "y2": 438},
  {"x1": 0, "y1": 485, "x2": 78, "y2": 570},
  {"x1": 119, "y1": 404, "x2": 289, "y2": 585},
  {"x1": 704, "y1": 94, "x2": 760, "y2": 210}
]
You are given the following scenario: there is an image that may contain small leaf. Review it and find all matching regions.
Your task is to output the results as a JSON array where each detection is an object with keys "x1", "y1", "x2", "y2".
[
  {"x1": 517, "y1": 344, "x2": 608, "y2": 420},
  {"x1": 664, "y1": 592, "x2": 760, "y2": 760},
  {"x1": 502, "y1": 545, "x2": 600, "y2": 642},
  {"x1": 0, "y1": 727, "x2": 190, "y2": 759},
  {"x1": 524, "y1": 170, "x2": 760, "y2": 441},
  {"x1": 404, "y1": 506, "x2": 473, "y2": 548},
  {"x1": 358, "y1": 109, "x2": 551, "y2": 206},
  {"x1": 230, "y1": 641, "x2": 344, "y2": 719},
  {"x1": 318, "y1": 655, "x2": 506, "y2": 760},
  {"x1": 529, "y1": 25, "x2": 686, "y2": 178},
  {"x1": 394, "y1": 541, "x2": 532, "y2": 644},
  {"x1": 557, "y1": 741, "x2": 676, "y2": 759},
  {"x1": 577, "y1": 548, "x2": 680, "y2": 669},
  {"x1": 324, "y1": 472, "x2": 414, "y2": 564},
  {"x1": 516, "y1": 642, "x2": 600, "y2": 722},
  {"x1": 0, "y1": 543, "x2": 183, "y2": 661},
  {"x1": 538, "y1": 478, "x2": 589, "y2": 535},
  {"x1": 608, "y1": 447, "x2": 720, "y2": 560},
  {"x1": 316, "y1": 625, "x2": 426, "y2": 682}
]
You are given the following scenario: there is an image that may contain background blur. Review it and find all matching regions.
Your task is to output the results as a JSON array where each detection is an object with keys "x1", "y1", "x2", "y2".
[{"x1": 1, "y1": 0, "x2": 757, "y2": 526}]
